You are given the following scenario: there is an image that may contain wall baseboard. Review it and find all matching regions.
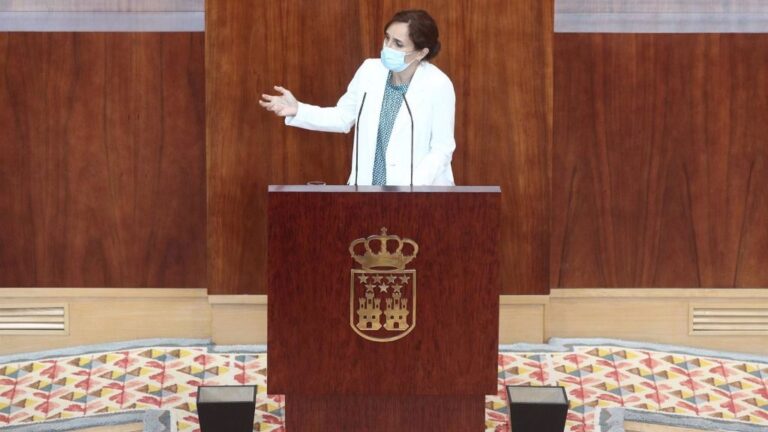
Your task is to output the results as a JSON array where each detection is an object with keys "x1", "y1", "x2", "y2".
[
  {"x1": 500, "y1": 295, "x2": 548, "y2": 344},
  {"x1": 0, "y1": 288, "x2": 210, "y2": 355},
  {"x1": 548, "y1": 289, "x2": 768, "y2": 355},
  {"x1": 210, "y1": 295, "x2": 267, "y2": 345},
  {"x1": 1, "y1": 289, "x2": 766, "y2": 355}
]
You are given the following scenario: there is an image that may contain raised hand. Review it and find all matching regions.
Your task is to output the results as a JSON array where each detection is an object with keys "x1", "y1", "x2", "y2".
[{"x1": 259, "y1": 85, "x2": 299, "y2": 117}]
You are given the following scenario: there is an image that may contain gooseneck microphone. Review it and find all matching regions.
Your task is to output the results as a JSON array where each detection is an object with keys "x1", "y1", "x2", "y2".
[
  {"x1": 402, "y1": 94, "x2": 414, "y2": 187},
  {"x1": 354, "y1": 92, "x2": 367, "y2": 187}
]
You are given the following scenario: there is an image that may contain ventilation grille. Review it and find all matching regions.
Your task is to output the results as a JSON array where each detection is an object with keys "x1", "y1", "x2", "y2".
[
  {"x1": 0, "y1": 304, "x2": 68, "y2": 335},
  {"x1": 690, "y1": 304, "x2": 768, "y2": 335}
]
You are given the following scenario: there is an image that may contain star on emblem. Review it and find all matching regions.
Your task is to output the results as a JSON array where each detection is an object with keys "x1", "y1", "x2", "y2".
[
  {"x1": 399, "y1": 275, "x2": 410, "y2": 284},
  {"x1": 378, "y1": 284, "x2": 389, "y2": 293},
  {"x1": 372, "y1": 275, "x2": 384, "y2": 283},
  {"x1": 386, "y1": 275, "x2": 398, "y2": 284},
  {"x1": 357, "y1": 275, "x2": 369, "y2": 284}
]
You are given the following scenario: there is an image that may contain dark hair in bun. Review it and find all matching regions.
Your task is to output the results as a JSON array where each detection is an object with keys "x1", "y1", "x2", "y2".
[{"x1": 385, "y1": 10, "x2": 441, "y2": 61}]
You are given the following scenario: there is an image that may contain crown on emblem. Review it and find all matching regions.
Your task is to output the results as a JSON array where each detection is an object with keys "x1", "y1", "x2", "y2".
[{"x1": 349, "y1": 227, "x2": 419, "y2": 270}]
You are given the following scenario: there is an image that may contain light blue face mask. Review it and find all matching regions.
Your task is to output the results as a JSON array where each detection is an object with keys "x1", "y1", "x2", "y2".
[{"x1": 380, "y1": 46, "x2": 417, "y2": 73}]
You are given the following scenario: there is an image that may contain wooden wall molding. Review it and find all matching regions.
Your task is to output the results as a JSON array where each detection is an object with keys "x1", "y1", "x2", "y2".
[
  {"x1": 551, "y1": 288, "x2": 768, "y2": 298},
  {"x1": 209, "y1": 296, "x2": 268, "y2": 345},
  {"x1": 548, "y1": 289, "x2": 768, "y2": 355},
  {"x1": 209, "y1": 295, "x2": 268, "y2": 305},
  {"x1": 1, "y1": 289, "x2": 766, "y2": 354},
  {"x1": 500, "y1": 295, "x2": 548, "y2": 344},
  {"x1": 210, "y1": 299, "x2": 268, "y2": 346},
  {"x1": 209, "y1": 290, "x2": 768, "y2": 354},
  {"x1": 209, "y1": 294, "x2": 548, "y2": 346},
  {"x1": 0, "y1": 288, "x2": 211, "y2": 354}
]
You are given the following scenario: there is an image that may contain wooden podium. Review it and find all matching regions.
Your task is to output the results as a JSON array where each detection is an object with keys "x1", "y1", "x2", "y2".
[{"x1": 267, "y1": 185, "x2": 501, "y2": 431}]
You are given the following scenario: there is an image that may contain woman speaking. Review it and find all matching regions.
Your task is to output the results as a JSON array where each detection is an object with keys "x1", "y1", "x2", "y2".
[{"x1": 260, "y1": 10, "x2": 455, "y2": 186}]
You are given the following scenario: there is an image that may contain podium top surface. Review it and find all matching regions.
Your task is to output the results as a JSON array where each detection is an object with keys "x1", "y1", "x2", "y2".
[{"x1": 268, "y1": 185, "x2": 501, "y2": 193}]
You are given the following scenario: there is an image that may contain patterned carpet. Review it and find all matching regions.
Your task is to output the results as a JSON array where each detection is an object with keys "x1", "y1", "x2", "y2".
[{"x1": 0, "y1": 338, "x2": 766, "y2": 431}]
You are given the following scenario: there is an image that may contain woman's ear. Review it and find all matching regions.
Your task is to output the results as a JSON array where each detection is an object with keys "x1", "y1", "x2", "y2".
[{"x1": 419, "y1": 48, "x2": 430, "y2": 61}]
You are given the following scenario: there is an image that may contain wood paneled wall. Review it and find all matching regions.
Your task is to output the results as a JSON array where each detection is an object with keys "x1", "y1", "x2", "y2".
[
  {"x1": 0, "y1": 33, "x2": 206, "y2": 287},
  {"x1": 552, "y1": 34, "x2": 768, "y2": 288},
  {"x1": 459, "y1": 0, "x2": 552, "y2": 295},
  {"x1": 207, "y1": 0, "x2": 553, "y2": 294}
]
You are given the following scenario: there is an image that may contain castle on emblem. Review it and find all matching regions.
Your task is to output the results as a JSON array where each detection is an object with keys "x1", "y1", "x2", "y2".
[
  {"x1": 357, "y1": 285, "x2": 382, "y2": 330},
  {"x1": 349, "y1": 228, "x2": 418, "y2": 342},
  {"x1": 384, "y1": 288, "x2": 408, "y2": 330}
]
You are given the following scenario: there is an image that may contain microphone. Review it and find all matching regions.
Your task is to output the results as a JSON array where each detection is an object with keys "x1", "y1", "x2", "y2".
[
  {"x1": 354, "y1": 92, "x2": 367, "y2": 186},
  {"x1": 402, "y1": 94, "x2": 414, "y2": 187}
]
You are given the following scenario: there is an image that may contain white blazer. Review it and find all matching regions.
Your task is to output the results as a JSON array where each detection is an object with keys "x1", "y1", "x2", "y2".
[{"x1": 285, "y1": 59, "x2": 456, "y2": 186}]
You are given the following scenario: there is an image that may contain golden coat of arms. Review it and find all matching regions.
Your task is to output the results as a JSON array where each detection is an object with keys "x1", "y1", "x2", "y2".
[{"x1": 349, "y1": 228, "x2": 418, "y2": 342}]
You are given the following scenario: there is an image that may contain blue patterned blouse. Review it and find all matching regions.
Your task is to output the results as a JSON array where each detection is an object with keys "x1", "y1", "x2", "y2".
[{"x1": 372, "y1": 72, "x2": 410, "y2": 185}]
